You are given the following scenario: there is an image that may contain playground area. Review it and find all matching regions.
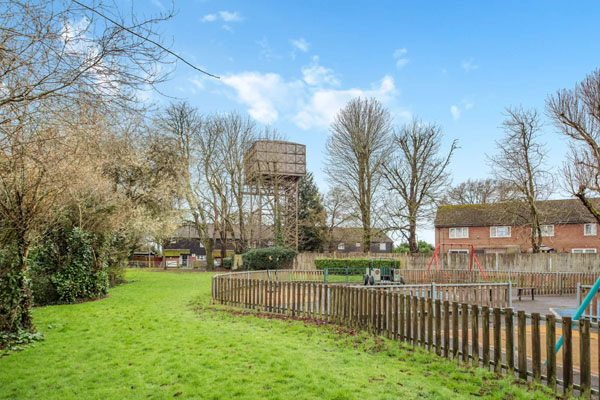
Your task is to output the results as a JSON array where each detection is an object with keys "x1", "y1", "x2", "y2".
[{"x1": 215, "y1": 263, "x2": 600, "y2": 398}]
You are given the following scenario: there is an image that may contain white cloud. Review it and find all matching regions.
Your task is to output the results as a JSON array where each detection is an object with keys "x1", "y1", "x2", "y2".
[
  {"x1": 151, "y1": 0, "x2": 165, "y2": 10},
  {"x1": 450, "y1": 99, "x2": 475, "y2": 120},
  {"x1": 219, "y1": 11, "x2": 242, "y2": 22},
  {"x1": 294, "y1": 76, "x2": 397, "y2": 129},
  {"x1": 393, "y1": 48, "x2": 407, "y2": 58},
  {"x1": 220, "y1": 58, "x2": 407, "y2": 129},
  {"x1": 461, "y1": 58, "x2": 479, "y2": 72},
  {"x1": 301, "y1": 56, "x2": 339, "y2": 87},
  {"x1": 291, "y1": 38, "x2": 310, "y2": 53},
  {"x1": 201, "y1": 11, "x2": 242, "y2": 25},
  {"x1": 190, "y1": 77, "x2": 204, "y2": 90},
  {"x1": 221, "y1": 72, "x2": 301, "y2": 123},
  {"x1": 450, "y1": 105, "x2": 461, "y2": 120},
  {"x1": 201, "y1": 14, "x2": 217, "y2": 22},
  {"x1": 393, "y1": 48, "x2": 409, "y2": 69}
]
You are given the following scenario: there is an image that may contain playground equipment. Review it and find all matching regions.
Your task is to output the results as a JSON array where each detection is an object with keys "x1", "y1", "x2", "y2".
[
  {"x1": 427, "y1": 242, "x2": 488, "y2": 282},
  {"x1": 554, "y1": 274, "x2": 600, "y2": 355},
  {"x1": 363, "y1": 258, "x2": 404, "y2": 285}
]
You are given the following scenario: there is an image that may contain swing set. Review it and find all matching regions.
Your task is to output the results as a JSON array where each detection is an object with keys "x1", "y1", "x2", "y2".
[{"x1": 427, "y1": 242, "x2": 488, "y2": 282}]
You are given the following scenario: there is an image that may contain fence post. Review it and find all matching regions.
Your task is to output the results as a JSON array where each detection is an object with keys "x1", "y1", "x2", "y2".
[
  {"x1": 577, "y1": 282, "x2": 581, "y2": 306},
  {"x1": 563, "y1": 316, "x2": 573, "y2": 398},
  {"x1": 558, "y1": 272, "x2": 562, "y2": 295},
  {"x1": 517, "y1": 310, "x2": 527, "y2": 380},
  {"x1": 452, "y1": 302, "x2": 459, "y2": 359},
  {"x1": 461, "y1": 303, "x2": 469, "y2": 362},
  {"x1": 493, "y1": 308, "x2": 502, "y2": 373},
  {"x1": 427, "y1": 298, "x2": 433, "y2": 351},
  {"x1": 508, "y1": 280, "x2": 512, "y2": 308},
  {"x1": 443, "y1": 300, "x2": 450, "y2": 359},
  {"x1": 531, "y1": 313, "x2": 541, "y2": 383},
  {"x1": 546, "y1": 314, "x2": 556, "y2": 391},
  {"x1": 580, "y1": 318, "x2": 591, "y2": 398},
  {"x1": 505, "y1": 308, "x2": 514, "y2": 375},
  {"x1": 482, "y1": 307, "x2": 489, "y2": 369}
]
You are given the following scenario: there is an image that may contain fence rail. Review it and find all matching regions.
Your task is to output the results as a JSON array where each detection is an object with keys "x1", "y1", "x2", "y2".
[
  {"x1": 400, "y1": 269, "x2": 599, "y2": 295},
  {"x1": 213, "y1": 271, "x2": 600, "y2": 398},
  {"x1": 579, "y1": 284, "x2": 600, "y2": 321}
]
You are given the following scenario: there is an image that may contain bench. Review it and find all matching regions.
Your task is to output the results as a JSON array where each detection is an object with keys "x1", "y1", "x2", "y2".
[{"x1": 516, "y1": 287, "x2": 535, "y2": 301}]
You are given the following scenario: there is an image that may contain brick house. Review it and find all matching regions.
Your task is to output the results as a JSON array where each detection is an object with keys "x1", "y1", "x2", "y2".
[
  {"x1": 434, "y1": 199, "x2": 600, "y2": 254},
  {"x1": 325, "y1": 227, "x2": 393, "y2": 253}
]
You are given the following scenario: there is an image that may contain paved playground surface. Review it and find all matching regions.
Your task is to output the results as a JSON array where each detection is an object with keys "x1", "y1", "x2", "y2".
[{"x1": 511, "y1": 294, "x2": 578, "y2": 317}]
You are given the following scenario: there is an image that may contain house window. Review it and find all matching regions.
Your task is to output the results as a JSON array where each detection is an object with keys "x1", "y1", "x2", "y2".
[
  {"x1": 541, "y1": 225, "x2": 554, "y2": 237},
  {"x1": 490, "y1": 226, "x2": 511, "y2": 238},
  {"x1": 338, "y1": 242, "x2": 345, "y2": 250},
  {"x1": 356, "y1": 242, "x2": 361, "y2": 248},
  {"x1": 449, "y1": 227, "x2": 469, "y2": 239},
  {"x1": 379, "y1": 242, "x2": 386, "y2": 251},
  {"x1": 584, "y1": 223, "x2": 597, "y2": 236},
  {"x1": 267, "y1": 240, "x2": 274, "y2": 246},
  {"x1": 572, "y1": 248, "x2": 597, "y2": 254},
  {"x1": 449, "y1": 249, "x2": 469, "y2": 254}
]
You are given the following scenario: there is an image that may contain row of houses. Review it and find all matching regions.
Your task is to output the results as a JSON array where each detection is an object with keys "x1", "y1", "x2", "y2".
[
  {"x1": 434, "y1": 198, "x2": 600, "y2": 254},
  {"x1": 154, "y1": 224, "x2": 394, "y2": 267},
  {"x1": 134, "y1": 197, "x2": 600, "y2": 268}
]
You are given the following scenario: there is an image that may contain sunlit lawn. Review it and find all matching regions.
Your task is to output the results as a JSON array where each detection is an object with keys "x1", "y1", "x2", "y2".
[{"x1": 0, "y1": 269, "x2": 553, "y2": 399}]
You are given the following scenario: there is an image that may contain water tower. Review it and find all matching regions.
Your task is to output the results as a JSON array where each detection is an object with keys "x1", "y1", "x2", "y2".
[{"x1": 244, "y1": 140, "x2": 306, "y2": 249}]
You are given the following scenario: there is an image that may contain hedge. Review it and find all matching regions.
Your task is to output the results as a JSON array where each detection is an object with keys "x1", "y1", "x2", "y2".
[
  {"x1": 314, "y1": 258, "x2": 400, "y2": 270},
  {"x1": 241, "y1": 246, "x2": 297, "y2": 271},
  {"x1": 222, "y1": 257, "x2": 232, "y2": 269}
]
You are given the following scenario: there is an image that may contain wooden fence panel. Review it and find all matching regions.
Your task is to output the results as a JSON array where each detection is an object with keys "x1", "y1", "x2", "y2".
[{"x1": 212, "y1": 270, "x2": 598, "y2": 398}]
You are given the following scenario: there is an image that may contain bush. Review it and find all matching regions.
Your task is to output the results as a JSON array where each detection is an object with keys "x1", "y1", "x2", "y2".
[
  {"x1": 314, "y1": 258, "x2": 401, "y2": 270},
  {"x1": 0, "y1": 247, "x2": 34, "y2": 333},
  {"x1": 96, "y1": 231, "x2": 135, "y2": 287},
  {"x1": 241, "y1": 247, "x2": 297, "y2": 271},
  {"x1": 29, "y1": 227, "x2": 109, "y2": 305},
  {"x1": 222, "y1": 257, "x2": 232, "y2": 269}
]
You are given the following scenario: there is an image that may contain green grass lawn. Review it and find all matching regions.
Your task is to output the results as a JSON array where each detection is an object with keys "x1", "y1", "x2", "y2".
[{"x1": 0, "y1": 269, "x2": 553, "y2": 399}]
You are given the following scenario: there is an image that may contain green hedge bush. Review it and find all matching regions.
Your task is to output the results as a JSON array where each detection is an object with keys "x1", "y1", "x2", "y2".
[
  {"x1": 241, "y1": 247, "x2": 297, "y2": 270},
  {"x1": 314, "y1": 258, "x2": 400, "y2": 270},
  {"x1": 29, "y1": 227, "x2": 109, "y2": 305},
  {"x1": 222, "y1": 257, "x2": 232, "y2": 269}
]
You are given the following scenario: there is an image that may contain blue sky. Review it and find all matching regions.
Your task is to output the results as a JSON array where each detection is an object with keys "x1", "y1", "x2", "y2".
[{"x1": 139, "y1": 0, "x2": 600, "y2": 242}]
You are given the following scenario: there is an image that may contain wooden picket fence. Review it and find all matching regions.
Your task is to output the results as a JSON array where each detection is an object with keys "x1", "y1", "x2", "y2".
[
  {"x1": 401, "y1": 269, "x2": 599, "y2": 295},
  {"x1": 224, "y1": 268, "x2": 599, "y2": 296},
  {"x1": 213, "y1": 271, "x2": 600, "y2": 398}
]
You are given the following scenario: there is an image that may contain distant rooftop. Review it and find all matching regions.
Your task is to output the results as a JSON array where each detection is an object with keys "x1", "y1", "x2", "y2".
[{"x1": 435, "y1": 198, "x2": 599, "y2": 228}]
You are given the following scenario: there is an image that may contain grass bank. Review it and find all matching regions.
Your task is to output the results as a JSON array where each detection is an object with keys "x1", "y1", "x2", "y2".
[{"x1": 0, "y1": 269, "x2": 552, "y2": 399}]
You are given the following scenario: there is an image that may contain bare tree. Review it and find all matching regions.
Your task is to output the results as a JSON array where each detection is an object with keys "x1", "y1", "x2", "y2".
[
  {"x1": 323, "y1": 187, "x2": 356, "y2": 252},
  {"x1": 0, "y1": 0, "x2": 191, "y2": 334},
  {"x1": 219, "y1": 114, "x2": 256, "y2": 253},
  {"x1": 325, "y1": 97, "x2": 392, "y2": 253},
  {"x1": 0, "y1": 0, "x2": 178, "y2": 123},
  {"x1": 382, "y1": 120, "x2": 457, "y2": 253},
  {"x1": 159, "y1": 102, "x2": 217, "y2": 269},
  {"x1": 547, "y1": 69, "x2": 600, "y2": 222},
  {"x1": 488, "y1": 107, "x2": 551, "y2": 253},
  {"x1": 443, "y1": 178, "x2": 518, "y2": 205}
]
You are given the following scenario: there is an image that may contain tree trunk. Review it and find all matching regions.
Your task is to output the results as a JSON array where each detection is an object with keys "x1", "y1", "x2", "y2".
[
  {"x1": 205, "y1": 240, "x2": 215, "y2": 270},
  {"x1": 408, "y1": 218, "x2": 418, "y2": 254}
]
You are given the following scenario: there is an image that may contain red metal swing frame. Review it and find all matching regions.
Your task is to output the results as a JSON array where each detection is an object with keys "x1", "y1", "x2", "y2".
[{"x1": 427, "y1": 242, "x2": 488, "y2": 282}]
